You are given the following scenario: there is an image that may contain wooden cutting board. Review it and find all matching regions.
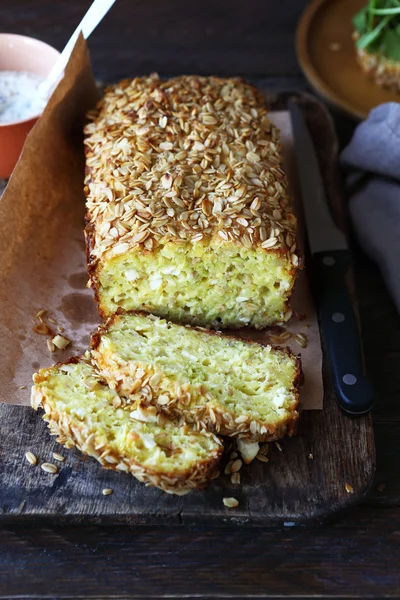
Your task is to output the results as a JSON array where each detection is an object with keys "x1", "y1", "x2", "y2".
[{"x1": 0, "y1": 93, "x2": 375, "y2": 525}]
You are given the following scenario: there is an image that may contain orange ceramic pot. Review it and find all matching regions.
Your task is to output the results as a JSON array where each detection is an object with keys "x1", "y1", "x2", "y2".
[{"x1": 0, "y1": 34, "x2": 60, "y2": 178}]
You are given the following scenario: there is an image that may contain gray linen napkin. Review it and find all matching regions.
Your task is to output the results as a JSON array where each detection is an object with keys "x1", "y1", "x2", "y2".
[{"x1": 341, "y1": 102, "x2": 400, "y2": 313}]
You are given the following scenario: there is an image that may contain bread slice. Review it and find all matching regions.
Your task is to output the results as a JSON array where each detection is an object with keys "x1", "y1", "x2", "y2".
[
  {"x1": 84, "y1": 75, "x2": 299, "y2": 328},
  {"x1": 91, "y1": 312, "x2": 301, "y2": 442},
  {"x1": 31, "y1": 358, "x2": 223, "y2": 495},
  {"x1": 354, "y1": 32, "x2": 400, "y2": 93}
]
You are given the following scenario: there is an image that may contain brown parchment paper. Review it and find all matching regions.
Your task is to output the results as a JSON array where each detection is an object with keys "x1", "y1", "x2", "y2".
[{"x1": 0, "y1": 36, "x2": 323, "y2": 409}]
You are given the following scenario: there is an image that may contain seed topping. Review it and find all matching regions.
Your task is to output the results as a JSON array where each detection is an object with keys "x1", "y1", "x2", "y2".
[{"x1": 84, "y1": 75, "x2": 298, "y2": 267}]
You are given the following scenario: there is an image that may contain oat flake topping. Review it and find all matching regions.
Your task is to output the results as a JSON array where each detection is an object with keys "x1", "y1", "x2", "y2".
[{"x1": 84, "y1": 74, "x2": 297, "y2": 263}]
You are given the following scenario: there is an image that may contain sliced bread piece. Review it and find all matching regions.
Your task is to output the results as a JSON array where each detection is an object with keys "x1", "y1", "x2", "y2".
[
  {"x1": 31, "y1": 358, "x2": 223, "y2": 495},
  {"x1": 91, "y1": 312, "x2": 301, "y2": 442}
]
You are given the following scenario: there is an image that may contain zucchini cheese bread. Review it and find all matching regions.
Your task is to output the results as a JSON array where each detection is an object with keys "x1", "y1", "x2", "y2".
[
  {"x1": 31, "y1": 358, "x2": 223, "y2": 495},
  {"x1": 91, "y1": 312, "x2": 300, "y2": 442},
  {"x1": 84, "y1": 75, "x2": 299, "y2": 328}
]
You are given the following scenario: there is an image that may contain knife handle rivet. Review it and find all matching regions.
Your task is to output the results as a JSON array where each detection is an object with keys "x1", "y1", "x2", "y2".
[
  {"x1": 332, "y1": 312, "x2": 345, "y2": 323},
  {"x1": 322, "y1": 256, "x2": 335, "y2": 266},
  {"x1": 343, "y1": 374, "x2": 357, "y2": 386}
]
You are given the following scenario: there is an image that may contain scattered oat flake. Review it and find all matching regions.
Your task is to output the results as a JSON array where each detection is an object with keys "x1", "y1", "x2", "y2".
[
  {"x1": 20, "y1": 385, "x2": 27, "y2": 390},
  {"x1": 279, "y1": 331, "x2": 292, "y2": 341},
  {"x1": 36, "y1": 309, "x2": 47, "y2": 319},
  {"x1": 294, "y1": 333, "x2": 308, "y2": 348},
  {"x1": 53, "y1": 452, "x2": 65, "y2": 462},
  {"x1": 34, "y1": 323, "x2": 51, "y2": 336},
  {"x1": 256, "y1": 453, "x2": 269, "y2": 463},
  {"x1": 345, "y1": 483, "x2": 354, "y2": 494},
  {"x1": 102, "y1": 488, "x2": 113, "y2": 496},
  {"x1": 231, "y1": 472, "x2": 240, "y2": 485},
  {"x1": 25, "y1": 451, "x2": 37, "y2": 466},
  {"x1": 275, "y1": 442, "x2": 282, "y2": 451},
  {"x1": 231, "y1": 459, "x2": 242, "y2": 473},
  {"x1": 48, "y1": 316, "x2": 56, "y2": 324},
  {"x1": 57, "y1": 326, "x2": 64, "y2": 333},
  {"x1": 224, "y1": 460, "x2": 234, "y2": 475},
  {"x1": 41, "y1": 463, "x2": 58, "y2": 474},
  {"x1": 52, "y1": 335, "x2": 70, "y2": 350},
  {"x1": 223, "y1": 497, "x2": 239, "y2": 508}
]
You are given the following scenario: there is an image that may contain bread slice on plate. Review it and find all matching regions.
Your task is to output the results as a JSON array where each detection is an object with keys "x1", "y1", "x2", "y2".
[
  {"x1": 84, "y1": 75, "x2": 299, "y2": 329},
  {"x1": 31, "y1": 358, "x2": 223, "y2": 495},
  {"x1": 355, "y1": 42, "x2": 400, "y2": 93},
  {"x1": 91, "y1": 311, "x2": 301, "y2": 443}
]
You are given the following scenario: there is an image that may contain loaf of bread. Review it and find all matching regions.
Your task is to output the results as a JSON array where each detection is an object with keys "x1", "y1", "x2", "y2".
[
  {"x1": 90, "y1": 312, "x2": 300, "y2": 442},
  {"x1": 84, "y1": 75, "x2": 299, "y2": 328},
  {"x1": 31, "y1": 358, "x2": 223, "y2": 495}
]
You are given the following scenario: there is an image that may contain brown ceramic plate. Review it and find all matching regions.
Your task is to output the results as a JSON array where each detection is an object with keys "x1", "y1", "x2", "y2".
[{"x1": 297, "y1": 0, "x2": 400, "y2": 120}]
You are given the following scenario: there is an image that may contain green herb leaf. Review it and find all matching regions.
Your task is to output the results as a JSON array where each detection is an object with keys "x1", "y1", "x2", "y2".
[
  {"x1": 353, "y1": 0, "x2": 400, "y2": 59},
  {"x1": 353, "y1": 6, "x2": 368, "y2": 33},
  {"x1": 356, "y1": 13, "x2": 392, "y2": 49},
  {"x1": 370, "y1": 7, "x2": 400, "y2": 14},
  {"x1": 369, "y1": 0, "x2": 377, "y2": 29},
  {"x1": 381, "y1": 27, "x2": 400, "y2": 59}
]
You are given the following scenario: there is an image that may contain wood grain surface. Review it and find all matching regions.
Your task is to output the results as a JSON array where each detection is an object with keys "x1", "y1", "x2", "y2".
[
  {"x1": 0, "y1": 0, "x2": 398, "y2": 597},
  {"x1": 2, "y1": 507, "x2": 400, "y2": 599}
]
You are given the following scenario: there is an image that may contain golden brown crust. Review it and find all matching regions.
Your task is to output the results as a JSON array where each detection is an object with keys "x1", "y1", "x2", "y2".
[
  {"x1": 31, "y1": 361, "x2": 223, "y2": 495},
  {"x1": 84, "y1": 75, "x2": 298, "y2": 258},
  {"x1": 91, "y1": 310, "x2": 301, "y2": 442}
]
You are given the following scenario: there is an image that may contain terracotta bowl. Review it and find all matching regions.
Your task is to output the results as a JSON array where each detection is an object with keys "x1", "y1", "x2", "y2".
[{"x1": 0, "y1": 34, "x2": 60, "y2": 178}]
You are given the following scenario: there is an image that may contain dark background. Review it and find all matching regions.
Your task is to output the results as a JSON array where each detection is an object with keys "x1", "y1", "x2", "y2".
[{"x1": 1, "y1": 0, "x2": 400, "y2": 597}]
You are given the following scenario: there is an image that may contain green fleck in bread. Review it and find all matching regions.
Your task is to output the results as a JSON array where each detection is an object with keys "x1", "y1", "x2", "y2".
[
  {"x1": 84, "y1": 75, "x2": 299, "y2": 328},
  {"x1": 31, "y1": 358, "x2": 223, "y2": 495},
  {"x1": 91, "y1": 312, "x2": 301, "y2": 442}
]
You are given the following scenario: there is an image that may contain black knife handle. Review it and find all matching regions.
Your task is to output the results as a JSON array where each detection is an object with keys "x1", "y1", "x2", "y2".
[{"x1": 312, "y1": 250, "x2": 374, "y2": 416}]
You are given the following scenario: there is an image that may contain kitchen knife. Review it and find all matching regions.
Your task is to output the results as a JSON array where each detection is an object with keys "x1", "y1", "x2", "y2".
[{"x1": 288, "y1": 99, "x2": 373, "y2": 416}]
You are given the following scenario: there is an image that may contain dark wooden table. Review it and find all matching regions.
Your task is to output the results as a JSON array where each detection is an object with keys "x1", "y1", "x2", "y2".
[{"x1": 1, "y1": 0, "x2": 400, "y2": 597}]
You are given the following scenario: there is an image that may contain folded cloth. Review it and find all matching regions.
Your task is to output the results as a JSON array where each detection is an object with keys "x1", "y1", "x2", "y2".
[{"x1": 341, "y1": 102, "x2": 400, "y2": 314}]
